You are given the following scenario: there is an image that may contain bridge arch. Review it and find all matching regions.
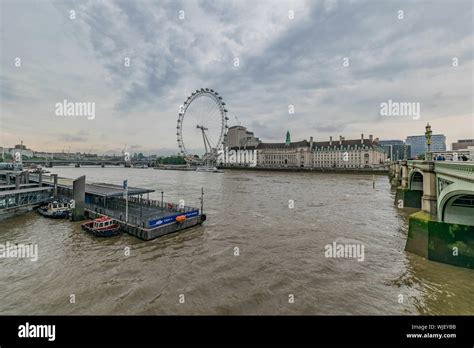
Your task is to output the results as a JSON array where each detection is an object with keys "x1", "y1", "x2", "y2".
[
  {"x1": 408, "y1": 169, "x2": 424, "y2": 191},
  {"x1": 438, "y1": 182, "x2": 474, "y2": 225}
]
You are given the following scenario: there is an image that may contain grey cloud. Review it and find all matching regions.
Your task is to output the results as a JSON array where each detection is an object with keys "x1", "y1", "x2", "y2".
[
  {"x1": 315, "y1": 123, "x2": 347, "y2": 134},
  {"x1": 59, "y1": 131, "x2": 89, "y2": 143},
  {"x1": 1, "y1": 0, "x2": 472, "y2": 153}
]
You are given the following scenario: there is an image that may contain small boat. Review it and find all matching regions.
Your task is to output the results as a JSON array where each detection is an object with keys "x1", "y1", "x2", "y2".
[
  {"x1": 37, "y1": 200, "x2": 71, "y2": 219},
  {"x1": 133, "y1": 164, "x2": 148, "y2": 169},
  {"x1": 27, "y1": 165, "x2": 50, "y2": 174},
  {"x1": 81, "y1": 216, "x2": 121, "y2": 237},
  {"x1": 30, "y1": 168, "x2": 50, "y2": 174},
  {"x1": 195, "y1": 166, "x2": 222, "y2": 173}
]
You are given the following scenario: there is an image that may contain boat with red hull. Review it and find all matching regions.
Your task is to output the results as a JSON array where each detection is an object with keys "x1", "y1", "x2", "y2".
[{"x1": 81, "y1": 216, "x2": 121, "y2": 237}]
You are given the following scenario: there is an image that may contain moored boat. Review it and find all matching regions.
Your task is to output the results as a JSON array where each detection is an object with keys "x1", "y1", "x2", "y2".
[
  {"x1": 133, "y1": 164, "x2": 148, "y2": 168},
  {"x1": 37, "y1": 200, "x2": 71, "y2": 219},
  {"x1": 27, "y1": 165, "x2": 50, "y2": 174},
  {"x1": 195, "y1": 166, "x2": 222, "y2": 173},
  {"x1": 81, "y1": 216, "x2": 121, "y2": 237}
]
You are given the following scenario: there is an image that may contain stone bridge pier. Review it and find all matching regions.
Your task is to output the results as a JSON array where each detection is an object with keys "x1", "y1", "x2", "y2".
[
  {"x1": 401, "y1": 160, "x2": 408, "y2": 188},
  {"x1": 390, "y1": 160, "x2": 474, "y2": 269},
  {"x1": 420, "y1": 162, "x2": 437, "y2": 217}
]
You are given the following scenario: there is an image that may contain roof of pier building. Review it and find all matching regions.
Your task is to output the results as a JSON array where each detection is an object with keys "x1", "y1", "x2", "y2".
[
  {"x1": 49, "y1": 180, "x2": 154, "y2": 198},
  {"x1": 0, "y1": 186, "x2": 53, "y2": 196},
  {"x1": 13, "y1": 174, "x2": 155, "y2": 198},
  {"x1": 84, "y1": 183, "x2": 154, "y2": 198}
]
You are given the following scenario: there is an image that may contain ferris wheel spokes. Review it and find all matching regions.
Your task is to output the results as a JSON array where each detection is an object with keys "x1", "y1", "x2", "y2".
[{"x1": 177, "y1": 88, "x2": 228, "y2": 165}]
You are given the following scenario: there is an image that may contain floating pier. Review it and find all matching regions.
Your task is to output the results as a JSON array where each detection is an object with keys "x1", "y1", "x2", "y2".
[
  {"x1": 0, "y1": 170, "x2": 52, "y2": 221},
  {"x1": 28, "y1": 173, "x2": 205, "y2": 240}
]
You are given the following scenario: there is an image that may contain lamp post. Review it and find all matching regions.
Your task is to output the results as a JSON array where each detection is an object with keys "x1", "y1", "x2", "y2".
[{"x1": 425, "y1": 123, "x2": 432, "y2": 161}]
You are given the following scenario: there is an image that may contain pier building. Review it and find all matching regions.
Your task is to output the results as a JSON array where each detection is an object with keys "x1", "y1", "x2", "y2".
[
  {"x1": 0, "y1": 170, "x2": 52, "y2": 220},
  {"x1": 28, "y1": 174, "x2": 205, "y2": 240}
]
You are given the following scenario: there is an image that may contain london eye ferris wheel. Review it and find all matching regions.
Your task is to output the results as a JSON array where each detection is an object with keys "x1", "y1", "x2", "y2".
[{"x1": 177, "y1": 88, "x2": 229, "y2": 164}]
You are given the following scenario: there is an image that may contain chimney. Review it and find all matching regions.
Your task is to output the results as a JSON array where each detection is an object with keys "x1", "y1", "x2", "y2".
[
  {"x1": 339, "y1": 135, "x2": 343, "y2": 145},
  {"x1": 369, "y1": 134, "x2": 373, "y2": 143},
  {"x1": 361, "y1": 134, "x2": 364, "y2": 144},
  {"x1": 309, "y1": 136, "x2": 313, "y2": 149},
  {"x1": 329, "y1": 136, "x2": 333, "y2": 146}
]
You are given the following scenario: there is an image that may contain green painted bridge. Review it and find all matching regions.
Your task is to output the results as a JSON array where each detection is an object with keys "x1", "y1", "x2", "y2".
[
  {"x1": 415, "y1": 162, "x2": 473, "y2": 226},
  {"x1": 390, "y1": 160, "x2": 474, "y2": 269},
  {"x1": 391, "y1": 160, "x2": 474, "y2": 225}
]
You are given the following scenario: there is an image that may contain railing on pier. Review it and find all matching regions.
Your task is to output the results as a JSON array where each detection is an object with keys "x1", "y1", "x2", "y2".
[
  {"x1": 0, "y1": 187, "x2": 52, "y2": 210},
  {"x1": 85, "y1": 196, "x2": 199, "y2": 229},
  {"x1": 28, "y1": 173, "x2": 201, "y2": 228}
]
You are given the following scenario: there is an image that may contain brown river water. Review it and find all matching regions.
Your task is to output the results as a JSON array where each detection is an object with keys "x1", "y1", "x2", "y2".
[{"x1": 0, "y1": 167, "x2": 473, "y2": 315}]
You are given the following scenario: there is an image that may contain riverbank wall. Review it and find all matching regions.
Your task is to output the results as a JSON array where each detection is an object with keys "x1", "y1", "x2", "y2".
[{"x1": 219, "y1": 166, "x2": 389, "y2": 174}]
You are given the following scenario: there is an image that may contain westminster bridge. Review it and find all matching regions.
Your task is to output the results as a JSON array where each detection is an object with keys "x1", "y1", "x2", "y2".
[
  {"x1": 21, "y1": 158, "x2": 152, "y2": 167},
  {"x1": 389, "y1": 160, "x2": 474, "y2": 269}
]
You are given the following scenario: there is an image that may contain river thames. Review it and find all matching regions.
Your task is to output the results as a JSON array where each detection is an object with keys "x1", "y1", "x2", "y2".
[{"x1": 1, "y1": 167, "x2": 473, "y2": 315}]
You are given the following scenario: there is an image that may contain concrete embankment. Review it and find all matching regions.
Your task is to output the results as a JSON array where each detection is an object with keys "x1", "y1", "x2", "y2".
[{"x1": 219, "y1": 166, "x2": 389, "y2": 174}]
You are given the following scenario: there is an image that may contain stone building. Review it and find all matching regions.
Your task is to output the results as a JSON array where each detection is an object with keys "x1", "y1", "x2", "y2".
[
  {"x1": 254, "y1": 132, "x2": 387, "y2": 169},
  {"x1": 311, "y1": 134, "x2": 386, "y2": 169},
  {"x1": 256, "y1": 140, "x2": 310, "y2": 167},
  {"x1": 7, "y1": 144, "x2": 34, "y2": 158},
  {"x1": 224, "y1": 125, "x2": 261, "y2": 148},
  {"x1": 452, "y1": 139, "x2": 474, "y2": 151}
]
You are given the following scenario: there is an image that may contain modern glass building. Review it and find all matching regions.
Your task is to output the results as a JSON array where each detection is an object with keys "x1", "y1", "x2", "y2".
[
  {"x1": 379, "y1": 140, "x2": 411, "y2": 160},
  {"x1": 406, "y1": 134, "x2": 446, "y2": 157}
]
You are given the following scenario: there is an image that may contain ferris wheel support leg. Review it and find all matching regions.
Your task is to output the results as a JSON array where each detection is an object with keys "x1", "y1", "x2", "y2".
[
  {"x1": 203, "y1": 132, "x2": 212, "y2": 155},
  {"x1": 202, "y1": 133, "x2": 208, "y2": 154}
]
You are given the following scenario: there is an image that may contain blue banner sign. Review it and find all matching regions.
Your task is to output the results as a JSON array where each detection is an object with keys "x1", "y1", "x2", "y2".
[{"x1": 148, "y1": 210, "x2": 199, "y2": 228}]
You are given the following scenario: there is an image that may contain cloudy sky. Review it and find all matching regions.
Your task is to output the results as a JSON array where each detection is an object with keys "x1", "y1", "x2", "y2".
[{"x1": 0, "y1": 0, "x2": 472, "y2": 155}]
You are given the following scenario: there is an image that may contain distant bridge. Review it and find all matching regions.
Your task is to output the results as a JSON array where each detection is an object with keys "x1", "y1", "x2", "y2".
[{"x1": 21, "y1": 158, "x2": 153, "y2": 167}]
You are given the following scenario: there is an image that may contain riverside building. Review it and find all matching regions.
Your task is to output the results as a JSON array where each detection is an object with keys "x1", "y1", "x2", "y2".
[
  {"x1": 311, "y1": 134, "x2": 386, "y2": 169},
  {"x1": 246, "y1": 131, "x2": 387, "y2": 169},
  {"x1": 378, "y1": 140, "x2": 412, "y2": 161},
  {"x1": 224, "y1": 125, "x2": 261, "y2": 148},
  {"x1": 406, "y1": 134, "x2": 446, "y2": 157}
]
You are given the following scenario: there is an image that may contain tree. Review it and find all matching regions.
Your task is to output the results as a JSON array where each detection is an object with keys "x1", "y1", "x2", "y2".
[
  {"x1": 156, "y1": 155, "x2": 186, "y2": 165},
  {"x1": 0, "y1": 153, "x2": 12, "y2": 162}
]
